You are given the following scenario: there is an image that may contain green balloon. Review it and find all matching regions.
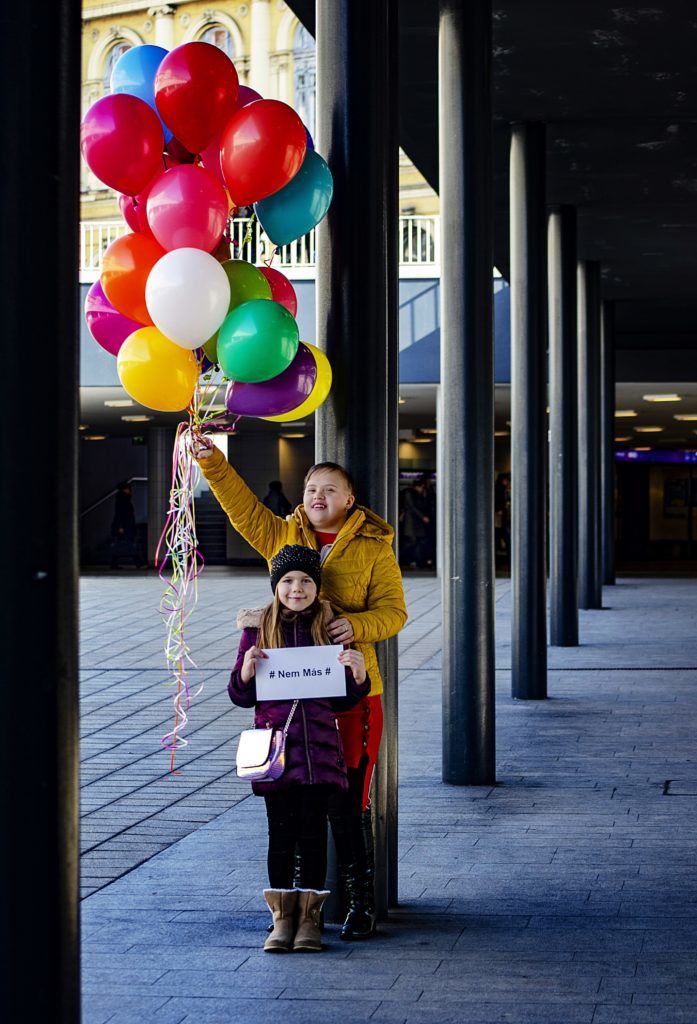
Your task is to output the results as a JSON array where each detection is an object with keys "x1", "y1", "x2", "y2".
[
  {"x1": 221, "y1": 259, "x2": 272, "y2": 312},
  {"x1": 203, "y1": 333, "x2": 218, "y2": 363},
  {"x1": 218, "y1": 300, "x2": 300, "y2": 383}
]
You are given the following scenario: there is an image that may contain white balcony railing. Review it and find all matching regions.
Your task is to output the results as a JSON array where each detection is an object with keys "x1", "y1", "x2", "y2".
[{"x1": 79, "y1": 215, "x2": 440, "y2": 282}]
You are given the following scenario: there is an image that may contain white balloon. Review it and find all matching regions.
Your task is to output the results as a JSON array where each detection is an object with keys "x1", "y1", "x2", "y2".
[{"x1": 145, "y1": 248, "x2": 231, "y2": 349}]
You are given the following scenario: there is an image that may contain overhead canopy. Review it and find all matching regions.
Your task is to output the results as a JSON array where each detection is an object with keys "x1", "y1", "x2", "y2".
[{"x1": 288, "y1": 1, "x2": 697, "y2": 378}]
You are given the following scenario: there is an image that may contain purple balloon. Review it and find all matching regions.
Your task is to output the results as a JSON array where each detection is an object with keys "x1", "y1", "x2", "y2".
[
  {"x1": 225, "y1": 342, "x2": 317, "y2": 417},
  {"x1": 84, "y1": 280, "x2": 142, "y2": 356}
]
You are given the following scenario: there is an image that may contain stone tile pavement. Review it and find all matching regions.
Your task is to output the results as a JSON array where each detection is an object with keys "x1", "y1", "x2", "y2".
[{"x1": 81, "y1": 571, "x2": 697, "y2": 1023}]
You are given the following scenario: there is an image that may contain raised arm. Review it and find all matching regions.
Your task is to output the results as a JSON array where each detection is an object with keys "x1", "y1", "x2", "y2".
[
  {"x1": 342, "y1": 543, "x2": 408, "y2": 643},
  {"x1": 195, "y1": 446, "x2": 291, "y2": 559}
]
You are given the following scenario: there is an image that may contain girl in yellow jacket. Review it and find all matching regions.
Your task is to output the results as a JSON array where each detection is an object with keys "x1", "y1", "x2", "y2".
[{"x1": 192, "y1": 437, "x2": 407, "y2": 939}]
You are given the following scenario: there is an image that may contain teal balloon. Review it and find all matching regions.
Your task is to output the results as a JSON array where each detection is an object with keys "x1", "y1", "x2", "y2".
[
  {"x1": 254, "y1": 149, "x2": 333, "y2": 247},
  {"x1": 217, "y1": 300, "x2": 299, "y2": 383}
]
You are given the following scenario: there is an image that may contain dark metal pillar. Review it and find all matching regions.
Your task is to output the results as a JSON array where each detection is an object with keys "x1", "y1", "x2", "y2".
[
  {"x1": 0, "y1": 0, "x2": 81, "y2": 1020},
  {"x1": 509, "y1": 123, "x2": 547, "y2": 699},
  {"x1": 548, "y1": 208, "x2": 579, "y2": 645},
  {"x1": 439, "y1": 0, "x2": 496, "y2": 784},
  {"x1": 148, "y1": 427, "x2": 177, "y2": 565},
  {"x1": 601, "y1": 301, "x2": 616, "y2": 585},
  {"x1": 315, "y1": 0, "x2": 399, "y2": 918},
  {"x1": 578, "y1": 261, "x2": 603, "y2": 609}
]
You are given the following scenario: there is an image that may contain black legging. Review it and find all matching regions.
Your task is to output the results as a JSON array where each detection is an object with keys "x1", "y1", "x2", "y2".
[
  {"x1": 327, "y1": 757, "x2": 370, "y2": 868},
  {"x1": 264, "y1": 785, "x2": 332, "y2": 890}
]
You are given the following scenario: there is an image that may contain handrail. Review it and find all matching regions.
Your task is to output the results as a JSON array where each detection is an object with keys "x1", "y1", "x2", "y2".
[
  {"x1": 79, "y1": 214, "x2": 441, "y2": 277},
  {"x1": 80, "y1": 476, "x2": 147, "y2": 519}
]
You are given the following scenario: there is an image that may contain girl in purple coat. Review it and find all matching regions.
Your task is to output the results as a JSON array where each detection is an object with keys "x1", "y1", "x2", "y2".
[{"x1": 229, "y1": 545, "x2": 369, "y2": 953}]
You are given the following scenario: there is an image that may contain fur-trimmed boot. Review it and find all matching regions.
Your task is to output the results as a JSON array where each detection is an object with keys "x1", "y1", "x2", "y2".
[
  {"x1": 263, "y1": 889, "x2": 298, "y2": 953},
  {"x1": 293, "y1": 889, "x2": 329, "y2": 952}
]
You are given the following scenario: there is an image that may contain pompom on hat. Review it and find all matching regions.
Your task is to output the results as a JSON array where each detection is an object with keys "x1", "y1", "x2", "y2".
[{"x1": 270, "y1": 544, "x2": 322, "y2": 594}]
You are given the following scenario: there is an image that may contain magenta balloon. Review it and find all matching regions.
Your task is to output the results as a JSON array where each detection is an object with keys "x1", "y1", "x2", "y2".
[
  {"x1": 80, "y1": 93, "x2": 164, "y2": 196},
  {"x1": 146, "y1": 164, "x2": 229, "y2": 252},
  {"x1": 84, "y1": 280, "x2": 143, "y2": 356},
  {"x1": 236, "y1": 85, "x2": 263, "y2": 109},
  {"x1": 224, "y1": 341, "x2": 317, "y2": 417}
]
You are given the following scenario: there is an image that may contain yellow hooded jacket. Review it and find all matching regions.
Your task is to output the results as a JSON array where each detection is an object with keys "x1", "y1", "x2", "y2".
[{"x1": 199, "y1": 448, "x2": 407, "y2": 695}]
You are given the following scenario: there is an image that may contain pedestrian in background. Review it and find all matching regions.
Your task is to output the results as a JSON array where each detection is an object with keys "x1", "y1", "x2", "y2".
[{"x1": 262, "y1": 479, "x2": 292, "y2": 517}]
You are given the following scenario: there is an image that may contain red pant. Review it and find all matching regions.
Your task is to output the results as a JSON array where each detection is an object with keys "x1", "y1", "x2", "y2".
[{"x1": 336, "y1": 695, "x2": 383, "y2": 810}]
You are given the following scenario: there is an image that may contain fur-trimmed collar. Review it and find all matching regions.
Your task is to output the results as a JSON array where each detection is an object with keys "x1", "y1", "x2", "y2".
[{"x1": 236, "y1": 600, "x2": 334, "y2": 630}]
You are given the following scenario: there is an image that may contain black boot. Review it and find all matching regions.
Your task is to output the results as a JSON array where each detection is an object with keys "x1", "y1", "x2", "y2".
[{"x1": 339, "y1": 809, "x2": 377, "y2": 941}]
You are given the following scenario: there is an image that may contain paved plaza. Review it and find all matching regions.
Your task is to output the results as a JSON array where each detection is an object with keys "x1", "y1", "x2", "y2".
[{"x1": 81, "y1": 571, "x2": 697, "y2": 1024}]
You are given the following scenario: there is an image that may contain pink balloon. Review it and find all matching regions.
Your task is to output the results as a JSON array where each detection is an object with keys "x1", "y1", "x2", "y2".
[
  {"x1": 257, "y1": 265, "x2": 298, "y2": 317},
  {"x1": 146, "y1": 164, "x2": 229, "y2": 252},
  {"x1": 84, "y1": 280, "x2": 143, "y2": 356},
  {"x1": 80, "y1": 93, "x2": 164, "y2": 196},
  {"x1": 118, "y1": 155, "x2": 179, "y2": 237}
]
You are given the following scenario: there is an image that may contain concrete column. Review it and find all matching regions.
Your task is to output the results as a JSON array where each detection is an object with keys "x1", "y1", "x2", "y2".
[
  {"x1": 147, "y1": 427, "x2": 176, "y2": 566},
  {"x1": 548, "y1": 207, "x2": 579, "y2": 645},
  {"x1": 509, "y1": 123, "x2": 547, "y2": 699},
  {"x1": 250, "y1": 0, "x2": 272, "y2": 95},
  {"x1": 315, "y1": 0, "x2": 399, "y2": 918},
  {"x1": 578, "y1": 261, "x2": 603, "y2": 609},
  {"x1": 439, "y1": 0, "x2": 496, "y2": 784},
  {"x1": 151, "y1": 5, "x2": 176, "y2": 50},
  {"x1": 601, "y1": 300, "x2": 616, "y2": 585},
  {"x1": 1, "y1": 0, "x2": 81, "y2": 1018}
]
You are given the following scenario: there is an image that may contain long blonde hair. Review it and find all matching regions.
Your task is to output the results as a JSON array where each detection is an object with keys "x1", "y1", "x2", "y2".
[{"x1": 257, "y1": 591, "x2": 331, "y2": 649}]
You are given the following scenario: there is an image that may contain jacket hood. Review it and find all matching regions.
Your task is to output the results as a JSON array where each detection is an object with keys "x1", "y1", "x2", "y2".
[{"x1": 293, "y1": 503, "x2": 394, "y2": 545}]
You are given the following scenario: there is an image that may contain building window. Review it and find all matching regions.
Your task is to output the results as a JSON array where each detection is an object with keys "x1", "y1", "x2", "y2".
[
  {"x1": 102, "y1": 41, "x2": 132, "y2": 93},
  {"x1": 200, "y1": 25, "x2": 234, "y2": 58},
  {"x1": 293, "y1": 23, "x2": 315, "y2": 136}
]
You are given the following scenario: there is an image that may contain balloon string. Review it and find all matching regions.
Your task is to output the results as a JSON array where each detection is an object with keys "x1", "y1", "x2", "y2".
[{"x1": 156, "y1": 412, "x2": 206, "y2": 772}]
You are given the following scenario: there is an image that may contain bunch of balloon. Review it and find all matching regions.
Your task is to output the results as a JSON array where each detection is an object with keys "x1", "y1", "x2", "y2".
[{"x1": 80, "y1": 40, "x2": 335, "y2": 420}]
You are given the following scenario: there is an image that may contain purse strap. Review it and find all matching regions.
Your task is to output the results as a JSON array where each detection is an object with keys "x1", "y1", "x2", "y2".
[{"x1": 282, "y1": 699, "x2": 299, "y2": 735}]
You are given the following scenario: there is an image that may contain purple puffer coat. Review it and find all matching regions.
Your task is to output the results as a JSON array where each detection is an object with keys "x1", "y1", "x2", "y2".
[{"x1": 229, "y1": 610, "x2": 371, "y2": 794}]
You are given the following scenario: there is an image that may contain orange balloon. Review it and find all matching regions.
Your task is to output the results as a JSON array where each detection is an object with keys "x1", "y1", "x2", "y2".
[{"x1": 101, "y1": 232, "x2": 166, "y2": 325}]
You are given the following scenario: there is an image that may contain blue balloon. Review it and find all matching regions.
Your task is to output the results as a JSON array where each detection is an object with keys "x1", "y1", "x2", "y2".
[
  {"x1": 254, "y1": 149, "x2": 333, "y2": 247},
  {"x1": 305, "y1": 127, "x2": 315, "y2": 151},
  {"x1": 111, "y1": 44, "x2": 173, "y2": 143}
]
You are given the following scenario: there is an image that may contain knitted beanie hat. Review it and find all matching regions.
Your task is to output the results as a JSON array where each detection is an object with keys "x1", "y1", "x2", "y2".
[{"x1": 270, "y1": 545, "x2": 322, "y2": 594}]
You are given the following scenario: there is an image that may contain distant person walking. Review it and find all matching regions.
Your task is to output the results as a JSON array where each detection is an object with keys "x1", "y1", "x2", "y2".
[
  {"x1": 262, "y1": 480, "x2": 292, "y2": 517},
  {"x1": 401, "y1": 474, "x2": 434, "y2": 568},
  {"x1": 494, "y1": 472, "x2": 510, "y2": 560},
  {"x1": 110, "y1": 480, "x2": 141, "y2": 569}
]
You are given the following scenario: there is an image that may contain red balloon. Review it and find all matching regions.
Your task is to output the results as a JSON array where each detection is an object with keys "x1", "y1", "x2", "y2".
[
  {"x1": 257, "y1": 265, "x2": 298, "y2": 318},
  {"x1": 221, "y1": 100, "x2": 306, "y2": 207},
  {"x1": 118, "y1": 156, "x2": 181, "y2": 237},
  {"x1": 154, "y1": 42, "x2": 239, "y2": 154},
  {"x1": 81, "y1": 94, "x2": 164, "y2": 196},
  {"x1": 146, "y1": 164, "x2": 229, "y2": 252}
]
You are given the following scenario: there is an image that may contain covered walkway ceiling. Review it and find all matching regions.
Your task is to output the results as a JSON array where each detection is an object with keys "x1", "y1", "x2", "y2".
[{"x1": 291, "y1": 1, "x2": 697, "y2": 372}]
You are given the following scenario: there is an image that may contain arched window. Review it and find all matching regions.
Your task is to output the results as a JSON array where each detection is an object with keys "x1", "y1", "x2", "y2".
[
  {"x1": 102, "y1": 41, "x2": 132, "y2": 93},
  {"x1": 200, "y1": 24, "x2": 234, "y2": 58},
  {"x1": 293, "y1": 23, "x2": 315, "y2": 136}
]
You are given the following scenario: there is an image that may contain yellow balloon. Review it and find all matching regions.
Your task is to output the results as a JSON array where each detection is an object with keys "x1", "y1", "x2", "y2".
[
  {"x1": 263, "y1": 344, "x2": 333, "y2": 422},
  {"x1": 117, "y1": 327, "x2": 199, "y2": 412}
]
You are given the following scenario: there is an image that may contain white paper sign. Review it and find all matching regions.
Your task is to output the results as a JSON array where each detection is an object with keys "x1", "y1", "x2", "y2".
[{"x1": 255, "y1": 644, "x2": 347, "y2": 700}]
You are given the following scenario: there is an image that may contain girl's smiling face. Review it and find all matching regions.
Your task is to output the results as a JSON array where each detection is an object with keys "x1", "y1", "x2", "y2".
[
  {"x1": 303, "y1": 469, "x2": 355, "y2": 531},
  {"x1": 276, "y1": 571, "x2": 317, "y2": 611}
]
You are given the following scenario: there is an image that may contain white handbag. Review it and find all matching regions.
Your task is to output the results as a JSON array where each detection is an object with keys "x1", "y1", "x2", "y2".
[{"x1": 236, "y1": 700, "x2": 298, "y2": 781}]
